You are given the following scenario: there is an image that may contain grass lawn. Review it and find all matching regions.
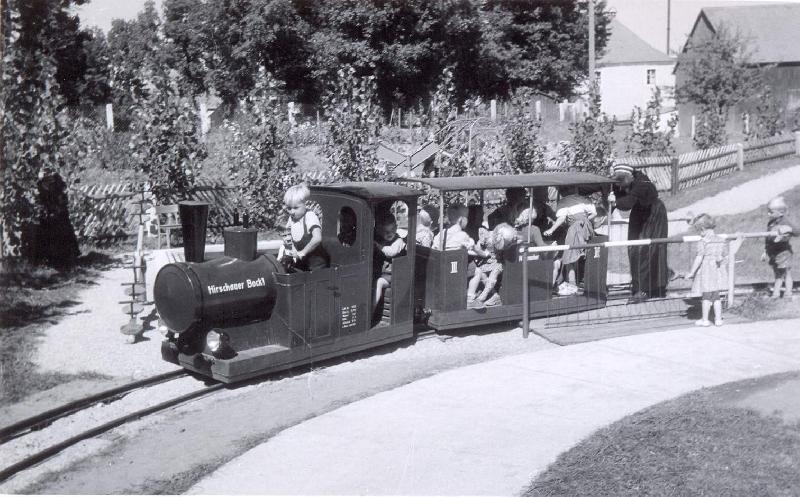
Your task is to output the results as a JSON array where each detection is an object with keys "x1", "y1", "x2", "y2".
[
  {"x1": 0, "y1": 253, "x2": 114, "y2": 405},
  {"x1": 524, "y1": 372, "x2": 800, "y2": 497},
  {"x1": 661, "y1": 155, "x2": 800, "y2": 212}
]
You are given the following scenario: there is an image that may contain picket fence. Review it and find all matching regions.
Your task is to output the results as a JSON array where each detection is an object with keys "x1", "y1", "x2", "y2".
[
  {"x1": 71, "y1": 170, "x2": 337, "y2": 241},
  {"x1": 617, "y1": 133, "x2": 797, "y2": 194}
]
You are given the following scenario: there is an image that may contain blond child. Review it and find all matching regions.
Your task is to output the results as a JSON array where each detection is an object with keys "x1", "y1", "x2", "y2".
[
  {"x1": 685, "y1": 214, "x2": 728, "y2": 326},
  {"x1": 374, "y1": 214, "x2": 406, "y2": 311},
  {"x1": 761, "y1": 196, "x2": 795, "y2": 298},
  {"x1": 415, "y1": 209, "x2": 434, "y2": 248},
  {"x1": 282, "y1": 184, "x2": 327, "y2": 271}
]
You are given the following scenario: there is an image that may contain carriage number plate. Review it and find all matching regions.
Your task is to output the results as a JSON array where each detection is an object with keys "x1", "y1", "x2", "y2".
[{"x1": 341, "y1": 304, "x2": 358, "y2": 328}]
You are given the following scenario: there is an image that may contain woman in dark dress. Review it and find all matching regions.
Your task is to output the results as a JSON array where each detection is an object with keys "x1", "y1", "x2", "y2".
[{"x1": 610, "y1": 164, "x2": 669, "y2": 301}]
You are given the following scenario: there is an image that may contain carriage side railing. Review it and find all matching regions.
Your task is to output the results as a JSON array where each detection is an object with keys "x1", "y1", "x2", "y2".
[{"x1": 518, "y1": 231, "x2": 778, "y2": 338}]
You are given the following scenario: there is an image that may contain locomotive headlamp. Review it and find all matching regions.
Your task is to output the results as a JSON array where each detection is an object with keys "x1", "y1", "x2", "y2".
[
  {"x1": 207, "y1": 330, "x2": 222, "y2": 352},
  {"x1": 206, "y1": 330, "x2": 233, "y2": 359}
]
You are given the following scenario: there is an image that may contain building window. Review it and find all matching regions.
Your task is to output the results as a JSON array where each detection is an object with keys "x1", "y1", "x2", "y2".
[{"x1": 646, "y1": 69, "x2": 656, "y2": 85}]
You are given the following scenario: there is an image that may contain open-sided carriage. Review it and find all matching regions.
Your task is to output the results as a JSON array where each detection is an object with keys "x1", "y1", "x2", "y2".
[{"x1": 155, "y1": 173, "x2": 614, "y2": 383}]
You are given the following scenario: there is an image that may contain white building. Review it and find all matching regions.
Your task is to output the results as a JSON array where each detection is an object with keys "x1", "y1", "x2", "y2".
[{"x1": 596, "y1": 19, "x2": 676, "y2": 120}]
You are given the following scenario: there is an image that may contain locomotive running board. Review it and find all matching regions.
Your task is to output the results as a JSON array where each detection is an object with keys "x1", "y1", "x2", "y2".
[
  {"x1": 427, "y1": 296, "x2": 606, "y2": 331},
  {"x1": 172, "y1": 323, "x2": 414, "y2": 383}
]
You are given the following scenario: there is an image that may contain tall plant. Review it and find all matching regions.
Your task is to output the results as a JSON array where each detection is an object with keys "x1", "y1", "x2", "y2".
[
  {"x1": 624, "y1": 87, "x2": 677, "y2": 157},
  {"x1": 566, "y1": 85, "x2": 615, "y2": 174},
  {"x1": 224, "y1": 68, "x2": 299, "y2": 229},
  {"x1": 503, "y1": 89, "x2": 546, "y2": 173},
  {"x1": 322, "y1": 66, "x2": 384, "y2": 181},
  {"x1": 128, "y1": 65, "x2": 206, "y2": 203}
]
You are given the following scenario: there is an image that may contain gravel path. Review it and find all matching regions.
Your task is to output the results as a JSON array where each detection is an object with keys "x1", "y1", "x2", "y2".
[{"x1": 33, "y1": 253, "x2": 176, "y2": 381}]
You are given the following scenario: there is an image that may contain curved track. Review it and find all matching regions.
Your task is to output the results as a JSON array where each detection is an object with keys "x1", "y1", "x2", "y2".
[
  {"x1": 0, "y1": 370, "x2": 187, "y2": 444},
  {"x1": 0, "y1": 371, "x2": 227, "y2": 484}
]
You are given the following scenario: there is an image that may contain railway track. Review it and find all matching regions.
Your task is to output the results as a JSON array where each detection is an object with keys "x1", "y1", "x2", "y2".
[{"x1": 0, "y1": 370, "x2": 222, "y2": 485}]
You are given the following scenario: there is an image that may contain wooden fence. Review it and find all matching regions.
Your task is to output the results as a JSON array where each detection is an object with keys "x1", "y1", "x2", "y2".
[
  {"x1": 617, "y1": 133, "x2": 798, "y2": 194},
  {"x1": 70, "y1": 171, "x2": 338, "y2": 241}
]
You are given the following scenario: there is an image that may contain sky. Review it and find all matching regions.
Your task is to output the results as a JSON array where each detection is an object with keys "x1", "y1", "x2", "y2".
[{"x1": 75, "y1": 0, "x2": 799, "y2": 55}]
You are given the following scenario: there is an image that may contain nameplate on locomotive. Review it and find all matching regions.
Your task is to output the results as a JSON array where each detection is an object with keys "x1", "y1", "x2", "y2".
[{"x1": 206, "y1": 277, "x2": 266, "y2": 295}]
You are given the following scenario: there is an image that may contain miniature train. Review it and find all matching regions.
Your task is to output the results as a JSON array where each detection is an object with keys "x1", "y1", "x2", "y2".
[{"x1": 154, "y1": 173, "x2": 614, "y2": 383}]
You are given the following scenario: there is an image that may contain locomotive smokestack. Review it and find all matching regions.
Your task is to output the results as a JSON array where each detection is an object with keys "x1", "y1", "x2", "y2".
[
  {"x1": 179, "y1": 201, "x2": 210, "y2": 263},
  {"x1": 223, "y1": 227, "x2": 258, "y2": 261}
]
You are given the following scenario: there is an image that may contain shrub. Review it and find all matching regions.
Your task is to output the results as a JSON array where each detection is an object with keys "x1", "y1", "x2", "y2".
[{"x1": 224, "y1": 68, "x2": 300, "y2": 230}]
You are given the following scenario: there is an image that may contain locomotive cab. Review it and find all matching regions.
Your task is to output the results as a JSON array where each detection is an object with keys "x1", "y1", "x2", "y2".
[{"x1": 155, "y1": 183, "x2": 422, "y2": 383}]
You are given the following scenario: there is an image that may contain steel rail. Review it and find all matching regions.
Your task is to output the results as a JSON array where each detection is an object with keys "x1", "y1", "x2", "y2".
[
  {"x1": 0, "y1": 370, "x2": 187, "y2": 445},
  {"x1": 0, "y1": 383, "x2": 225, "y2": 484}
]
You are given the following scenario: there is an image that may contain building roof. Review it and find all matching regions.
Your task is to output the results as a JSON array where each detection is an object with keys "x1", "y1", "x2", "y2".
[
  {"x1": 598, "y1": 19, "x2": 674, "y2": 67},
  {"x1": 402, "y1": 172, "x2": 614, "y2": 192},
  {"x1": 312, "y1": 183, "x2": 422, "y2": 201},
  {"x1": 688, "y1": 3, "x2": 800, "y2": 64}
]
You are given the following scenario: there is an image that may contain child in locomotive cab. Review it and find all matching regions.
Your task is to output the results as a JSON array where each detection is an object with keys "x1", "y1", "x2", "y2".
[
  {"x1": 282, "y1": 183, "x2": 328, "y2": 272},
  {"x1": 373, "y1": 213, "x2": 406, "y2": 311}
]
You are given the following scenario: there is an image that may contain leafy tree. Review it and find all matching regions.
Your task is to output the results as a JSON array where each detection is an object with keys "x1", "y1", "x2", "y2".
[
  {"x1": 1, "y1": 0, "x2": 91, "y2": 258},
  {"x1": 566, "y1": 84, "x2": 615, "y2": 174},
  {"x1": 199, "y1": 0, "x2": 314, "y2": 111},
  {"x1": 107, "y1": 1, "x2": 161, "y2": 130},
  {"x1": 128, "y1": 63, "x2": 207, "y2": 203},
  {"x1": 162, "y1": 0, "x2": 210, "y2": 98},
  {"x1": 624, "y1": 87, "x2": 677, "y2": 157},
  {"x1": 503, "y1": 90, "x2": 546, "y2": 173},
  {"x1": 224, "y1": 67, "x2": 299, "y2": 229},
  {"x1": 478, "y1": 0, "x2": 612, "y2": 99},
  {"x1": 676, "y1": 26, "x2": 762, "y2": 149},
  {"x1": 303, "y1": 0, "x2": 485, "y2": 112},
  {"x1": 322, "y1": 66, "x2": 384, "y2": 181}
]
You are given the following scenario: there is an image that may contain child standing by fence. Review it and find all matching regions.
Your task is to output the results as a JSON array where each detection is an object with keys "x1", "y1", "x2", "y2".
[
  {"x1": 685, "y1": 214, "x2": 727, "y2": 327},
  {"x1": 761, "y1": 196, "x2": 795, "y2": 299}
]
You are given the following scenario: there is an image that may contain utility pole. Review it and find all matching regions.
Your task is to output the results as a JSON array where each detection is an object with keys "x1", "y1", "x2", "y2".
[
  {"x1": 666, "y1": 0, "x2": 671, "y2": 54},
  {"x1": 588, "y1": 0, "x2": 596, "y2": 80}
]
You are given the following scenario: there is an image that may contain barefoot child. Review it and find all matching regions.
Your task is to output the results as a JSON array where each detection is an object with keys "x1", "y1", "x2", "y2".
[
  {"x1": 761, "y1": 196, "x2": 795, "y2": 298},
  {"x1": 685, "y1": 214, "x2": 727, "y2": 326}
]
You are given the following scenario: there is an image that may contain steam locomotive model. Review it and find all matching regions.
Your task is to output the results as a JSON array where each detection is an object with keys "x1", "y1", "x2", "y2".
[{"x1": 155, "y1": 175, "x2": 613, "y2": 383}]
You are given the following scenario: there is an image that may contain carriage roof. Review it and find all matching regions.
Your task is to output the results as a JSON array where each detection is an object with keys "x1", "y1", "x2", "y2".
[
  {"x1": 311, "y1": 182, "x2": 423, "y2": 202},
  {"x1": 402, "y1": 172, "x2": 615, "y2": 192}
]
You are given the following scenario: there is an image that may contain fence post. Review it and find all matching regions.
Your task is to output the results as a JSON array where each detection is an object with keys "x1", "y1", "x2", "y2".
[
  {"x1": 795, "y1": 131, "x2": 800, "y2": 156},
  {"x1": 490, "y1": 99, "x2": 497, "y2": 121},
  {"x1": 691, "y1": 115, "x2": 696, "y2": 138},
  {"x1": 736, "y1": 142, "x2": 744, "y2": 171},
  {"x1": 521, "y1": 243, "x2": 530, "y2": 338},
  {"x1": 535, "y1": 100, "x2": 542, "y2": 121},
  {"x1": 670, "y1": 157, "x2": 680, "y2": 195}
]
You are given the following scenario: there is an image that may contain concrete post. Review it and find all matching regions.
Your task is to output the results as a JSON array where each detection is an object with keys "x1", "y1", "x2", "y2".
[
  {"x1": 199, "y1": 100, "x2": 209, "y2": 135},
  {"x1": 559, "y1": 100, "x2": 567, "y2": 122},
  {"x1": 105, "y1": 103, "x2": 114, "y2": 131},
  {"x1": 736, "y1": 142, "x2": 744, "y2": 171},
  {"x1": 795, "y1": 131, "x2": 800, "y2": 155},
  {"x1": 490, "y1": 99, "x2": 497, "y2": 121},
  {"x1": 535, "y1": 100, "x2": 542, "y2": 121}
]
